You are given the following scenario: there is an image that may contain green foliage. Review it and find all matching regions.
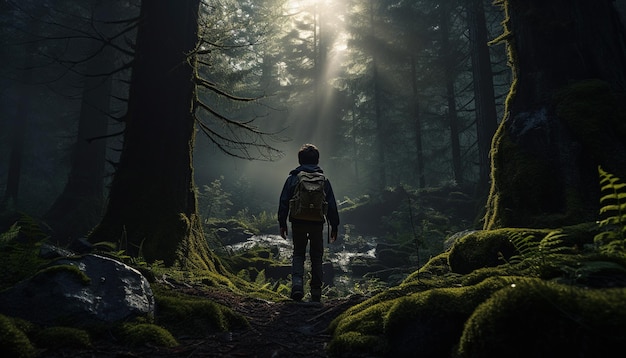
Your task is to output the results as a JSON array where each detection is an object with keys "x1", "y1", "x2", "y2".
[
  {"x1": 34, "y1": 326, "x2": 91, "y2": 350},
  {"x1": 219, "y1": 245, "x2": 293, "y2": 297},
  {"x1": 505, "y1": 229, "x2": 588, "y2": 279},
  {"x1": 506, "y1": 232, "x2": 540, "y2": 265},
  {"x1": 0, "y1": 216, "x2": 49, "y2": 291},
  {"x1": 236, "y1": 209, "x2": 278, "y2": 234},
  {"x1": 327, "y1": 331, "x2": 387, "y2": 358},
  {"x1": 594, "y1": 166, "x2": 626, "y2": 252},
  {"x1": 254, "y1": 268, "x2": 268, "y2": 287},
  {"x1": 0, "y1": 222, "x2": 20, "y2": 245},
  {"x1": 153, "y1": 288, "x2": 248, "y2": 337},
  {"x1": 11, "y1": 214, "x2": 49, "y2": 244},
  {"x1": 119, "y1": 323, "x2": 178, "y2": 348},
  {"x1": 197, "y1": 177, "x2": 233, "y2": 220},
  {"x1": 33, "y1": 264, "x2": 91, "y2": 285},
  {"x1": 458, "y1": 280, "x2": 626, "y2": 357},
  {"x1": 0, "y1": 314, "x2": 36, "y2": 358}
]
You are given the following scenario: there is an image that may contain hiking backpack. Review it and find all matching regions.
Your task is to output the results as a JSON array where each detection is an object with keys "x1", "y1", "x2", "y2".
[{"x1": 289, "y1": 171, "x2": 328, "y2": 222}]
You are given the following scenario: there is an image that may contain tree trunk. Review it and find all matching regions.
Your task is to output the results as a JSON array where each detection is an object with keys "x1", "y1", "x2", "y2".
[
  {"x1": 440, "y1": 0, "x2": 463, "y2": 184},
  {"x1": 484, "y1": 0, "x2": 626, "y2": 229},
  {"x1": 89, "y1": 1, "x2": 218, "y2": 270},
  {"x1": 45, "y1": 43, "x2": 112, "y2": 244},
  {"x1": 410, "y1": 58, "x2": 425, "y2": 188},
  {"x1": 466, "y1": 0, "x2": 499, "y2": 197},
  {"x1": 1, "y1": 43, "x2": 35, "y2": 212},
  {"x1": 370, "y1": 0, "x2": 387, "y2": 191}
]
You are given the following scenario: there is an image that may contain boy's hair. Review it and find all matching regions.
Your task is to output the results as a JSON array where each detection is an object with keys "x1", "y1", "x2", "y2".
[{"x1": 298, "y1": 143, "x2": 319, "y2": 165}]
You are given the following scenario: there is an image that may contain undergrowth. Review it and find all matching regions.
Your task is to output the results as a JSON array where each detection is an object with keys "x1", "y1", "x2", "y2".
[{"x1": 595, "y1": 166, "x2": 626, "y2": 253}]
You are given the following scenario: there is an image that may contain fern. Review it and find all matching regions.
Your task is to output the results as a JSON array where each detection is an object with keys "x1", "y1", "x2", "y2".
[
  {"x1": 507, "y1": 231, "x2": 571, "y2": 275},
  {"x1": 0, "y1": 215, "x2": 49, "y2": 290},
  {"x1": 508, "y1": 232, "x2": 540, "y2": 265},
  {"x1": 594, "y1": 166, "x2": 626, "y2": 250},
  {"x1": 538, "y1": 231, "x2": 572, "y2": 254},
  {"x1": 0, "y1": 223, "x2": 20, "y2": 247}
]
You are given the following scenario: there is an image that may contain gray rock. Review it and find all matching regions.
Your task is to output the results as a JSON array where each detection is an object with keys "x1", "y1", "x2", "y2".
[{"x1": 0, "y1": 254, "x2": 154, "y2": 326}]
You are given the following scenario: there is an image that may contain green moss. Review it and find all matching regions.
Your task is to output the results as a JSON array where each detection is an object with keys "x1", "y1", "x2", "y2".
[
  {"x1": 383, "y1": 276, "x2": 523, "y2": 357},
  {"x1": 486, "y1": 127, "x2": 563, "y2": 229},
  {"x1": 448, "y1": 228, "x2": 550, "y2": 274},
  {"x1": 33, "y1": 264, "x2": 91, "y2": 285},
  {"x1": 119, "y1": 322, "x2": 178, "y2": 348},
  {"x1": 154, "y1": 288, "x2": 248, "y2": 337},
  {"x1": 333, "y1": 300, "x2": 394, "y2": 337},
  {"x1": 458, "y1": 280, "x2": 626, "y2": 357},
  {"x1": 224, "y1": 254, "x2": 281, "y2": 275},
  {"x1": 451, "y1": 225, "x2": 604, "y2": 284},
  {"x1": 34, "y1": 326, "x2": 91, "y2": 350},
  {"x1": 0, "y1": 314, "x2": 36, "y2": 358},
  {"x1": 0, "y1": 241, "x2": 48, "y2": 291},
  {"x1": 328, "y1": 284, "x2": 427, "y2": 335},
  {"x1": 328, "y1": 276, "x2": 525, "y2": 357},
  {"x1": 404, "y1": 252, "x2": 451, "y2": 282},
  {"x1": 327, "y1": 331, "x2": 386, "y2": 357}
]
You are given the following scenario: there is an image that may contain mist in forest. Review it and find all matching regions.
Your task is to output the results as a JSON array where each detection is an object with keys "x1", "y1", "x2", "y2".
[
  {"x1": 0, "y1": 0, "x2": 512, "y2": 227},
  {"x1": 4, "y1": 0, "x2": 624, "y2": 231}
]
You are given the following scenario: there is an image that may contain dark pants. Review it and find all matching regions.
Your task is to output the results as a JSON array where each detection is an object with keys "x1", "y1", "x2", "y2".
[{"x1": 291, "y1": 222, "x2": 324, "y2": 290}]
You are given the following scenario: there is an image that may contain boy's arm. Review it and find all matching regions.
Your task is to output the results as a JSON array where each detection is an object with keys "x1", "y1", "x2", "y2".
[
  {"x1": 278, "y1": 176, "x2": 294, "y2": 236},
  {"x1": 325, "y1": 180, "x2": 340, "y2": 239}
]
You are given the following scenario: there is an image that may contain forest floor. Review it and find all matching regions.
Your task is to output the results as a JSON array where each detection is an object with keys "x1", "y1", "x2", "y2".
[{"x1": 42, "y1": 286, "x2": 367, "y2": 358}]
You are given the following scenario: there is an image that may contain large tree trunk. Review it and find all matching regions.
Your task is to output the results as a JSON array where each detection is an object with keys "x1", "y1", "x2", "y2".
[
  {"x1": 484, "y1": 0, "x2": 626, "y2": 229},
  {"x1": 45, "y1": 43, "x2": 112, "y2": 244},
  {"x1": 1, "y1": 37, "x2": 36, "y2": 212},
  {"x1": 89, "y1": 1, "x2": 217, "y2": 270},
  {"x1": 466, "y1": 0, "x2": 499, "y2": 197}
]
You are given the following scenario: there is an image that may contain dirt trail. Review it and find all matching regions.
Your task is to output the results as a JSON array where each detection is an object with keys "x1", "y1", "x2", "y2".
[
  {"x1": 177, "y1": 289, "x2": 365, "y2": 357},
  {"x1": 45, "y1": 288, "x2": 364, "y2": 358}
]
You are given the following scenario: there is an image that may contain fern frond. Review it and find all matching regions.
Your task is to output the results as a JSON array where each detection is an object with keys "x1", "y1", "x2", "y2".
[
  {"x1": 509, "y1": 233, "x2": 539, "y2": 258},
  {"x1": 539, "y1": 232, "x2": 568, "y2": 250},
  {"x1": 595, "y1": 166, "x2": 626, "y2": 247},
  {"x1": 0, "y1": 223, "x2": 20, "y2": 246},
  {"x1": 599, "y1": 204, "x2": 620, "y2": 214},
  {"x1": 598, "y1": 217, "x2": 621, "y2": 227}
]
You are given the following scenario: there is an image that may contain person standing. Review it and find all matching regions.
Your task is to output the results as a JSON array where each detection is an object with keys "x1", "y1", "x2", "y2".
[{"x1": 278, "y1": 144, "x2": 339, "y2": 302}]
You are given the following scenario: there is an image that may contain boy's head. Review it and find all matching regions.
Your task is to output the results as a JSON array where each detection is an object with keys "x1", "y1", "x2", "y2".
[{"x1": 298, "y1": 143, "x2": 319, "y2": 165}]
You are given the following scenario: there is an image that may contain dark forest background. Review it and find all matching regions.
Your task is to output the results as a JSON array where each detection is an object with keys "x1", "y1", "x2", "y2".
[
  {"x1": 0, "y1": 0, "x2": 506, "y2": 219},
  {"x1": 1, "y1": 0, "x2": 626, "y2": 245}
]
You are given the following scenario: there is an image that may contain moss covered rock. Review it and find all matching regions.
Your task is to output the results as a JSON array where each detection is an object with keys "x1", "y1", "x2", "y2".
[{"x1": 458, "y1": 280, "x2": 626, "y2": 357}]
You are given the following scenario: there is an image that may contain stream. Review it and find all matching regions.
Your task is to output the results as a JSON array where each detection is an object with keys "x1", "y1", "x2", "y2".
[{"x1": 224, "y1": 233, "x2": 406, "y2": 295}]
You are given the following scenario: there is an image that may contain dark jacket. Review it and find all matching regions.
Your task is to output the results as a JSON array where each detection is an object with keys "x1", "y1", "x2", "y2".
[{"x1": 278, "y1": 164, "x2": 340, "y2": 231}]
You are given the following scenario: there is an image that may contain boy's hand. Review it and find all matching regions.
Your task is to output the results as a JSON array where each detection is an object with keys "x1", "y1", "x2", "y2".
[
  {"x1": 330, "y1": 230, "x2": 338, "y2": 243},
  {"x1": 280, "y1": 227, "x2": 288, "y2": 239}
]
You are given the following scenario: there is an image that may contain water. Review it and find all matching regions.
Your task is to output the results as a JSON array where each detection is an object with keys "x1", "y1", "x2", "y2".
[{"x1": 225, "y1": 234, "x2": 379, "y2": 275}]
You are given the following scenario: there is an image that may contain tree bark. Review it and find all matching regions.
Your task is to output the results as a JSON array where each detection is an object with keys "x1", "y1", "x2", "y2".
[
  {"x1": 410, "y1": 58, "x2": 425, "y2": 188},
  {"x1": 440, "y1": 0, "x2": 463, "y2": 185},
  {"x1": 89, "y1": 1, "x2": 218, "y2": 270},
  {"x1": 484, "y1": 0, "x2": 626, "y2": 229},
  {"x1": 45, "y1": 44, "x2": 112, "y2": 244},
  {"x1": 466, "y1": 0, "x2": 499, "y2": 197},
  {"x1": 370, "y1": 0, "x2": 387, "y2": 191},
  {"x1": 1, "y1": 34, "x2": 37, "y2": 212}
]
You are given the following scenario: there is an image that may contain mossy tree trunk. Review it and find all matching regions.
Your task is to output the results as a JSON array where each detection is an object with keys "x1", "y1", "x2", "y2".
[
  {"x1": 484, "y1": 0, "x2": 626, "y2": 229},
  {"x1": 89, "y1": 1, "x2": 219, "y2": 271}
]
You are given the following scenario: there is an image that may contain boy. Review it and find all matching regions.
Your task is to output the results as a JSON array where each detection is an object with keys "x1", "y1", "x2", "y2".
[{"x1": 278, "y1": 144, "x2": 339, "y2": 302}]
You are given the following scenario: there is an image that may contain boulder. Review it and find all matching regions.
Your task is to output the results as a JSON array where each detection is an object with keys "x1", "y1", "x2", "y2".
[{"x1": 0, "y1": 254, "x2": 154, "y2": 326}]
